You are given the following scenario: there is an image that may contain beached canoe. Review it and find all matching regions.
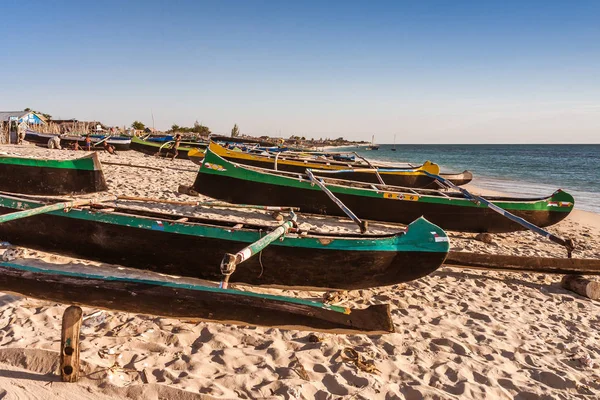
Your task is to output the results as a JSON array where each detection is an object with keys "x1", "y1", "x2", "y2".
[
  {"x1": 192, "y1": 148, "x2": 575, "y2": 233},
  {"x1": 0, "y1": 193, "x2": 449, "y2": 289},
  {"x1": 0, "y1": 260, "x2": 393, "y2": 334},
  {"x1": 210, "y1": 141, "x2": 439, "y2": 187},
  {"x1": 188, "y1": 147, "x2": 206, "y2": 165},
  {"x1": 24, "y1": 130, "x2": 131, "y2": 151},
  {"x1": 130, "y1": 136, "x2": 207, "y2": 160},
  {"x1": 209, "y1": 141, "x2": 472, "y2": 188},
  {"x1": 0, "y1": 153, "x2": 108, "y2": 195}
]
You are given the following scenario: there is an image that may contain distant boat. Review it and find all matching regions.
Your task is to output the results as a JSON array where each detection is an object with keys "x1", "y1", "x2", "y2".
[
  {"x1": 366, "y1": 135, "x2": 379, "y2": 150},
  {"x1": 24, "y1": 129, "x2": 131, "y2": 151},
  {"x1": 391, "y1": 134, "x2": 397, "y2": 151}
]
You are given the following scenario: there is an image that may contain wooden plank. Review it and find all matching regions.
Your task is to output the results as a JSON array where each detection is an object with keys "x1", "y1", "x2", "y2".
[
  {"x1": 60, "y1": 305, "x2": 83, "y2": 382},
  {"x1": 445, "y1": 251, "x2": 600, "y2": 275}
]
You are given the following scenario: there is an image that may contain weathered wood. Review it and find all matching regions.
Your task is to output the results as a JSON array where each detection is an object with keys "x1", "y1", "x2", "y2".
[
  {"x1": 118, "y1": 194, "x2": 300, "y2": 211},
  {"x1": 118, "y1": 195, "x2": 200, "y2": 206},
  {"x1": 220, "y1": 214, "x2": 297, "y2": 289},
  {"x1": 0, "y1": 153, "x2": 108, "y2": 195},
  {"x1": 102, "y1": 161, "x2": 163, "y2": 171},
  {"x1": 0, "y1": 262, "x2": 394, "y2": 334},
  {"x1": 561, "y1": 275, "x2": 600, "y2": 300},
  {"x1": 306, "y1": 169, "x2": 368, "y2": 233},
  {"x1": 0, "y1": 193, "x2": 448, "y2": 290},
  {"x1": 60, "y1": 305, "x2": 83, "y2": 382},
  {"x1": 194, "y1": 148, "x2": 573, "y2": 234},
  {"x1": 426, "y1": 172, "x2": 574, "y2": 255},
  {"x1": 0, "y1": 199, "x2": 91, "y2": 224},
  {"x1": 445, "y1": 252, "x2": 600, "y2": 275}
]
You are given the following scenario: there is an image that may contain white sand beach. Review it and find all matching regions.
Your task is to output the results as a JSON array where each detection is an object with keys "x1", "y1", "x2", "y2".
[{"x1": 1, "y1": 143, "x2": 599, "y2": 399}]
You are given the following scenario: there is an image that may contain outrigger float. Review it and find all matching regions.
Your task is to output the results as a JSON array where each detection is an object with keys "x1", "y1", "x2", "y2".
[{"x1": 0, "y1": 260, "x2": 394, "y2": 334}]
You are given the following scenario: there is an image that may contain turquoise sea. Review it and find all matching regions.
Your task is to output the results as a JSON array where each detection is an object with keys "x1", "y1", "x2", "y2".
[{"x1": 341, "y1": 144, "x2": 600, "y2": 213}]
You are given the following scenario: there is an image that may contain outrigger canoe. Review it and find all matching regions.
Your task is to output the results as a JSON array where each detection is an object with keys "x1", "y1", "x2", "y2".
[
  {"x1": 24, "y1": 130, "x2": 131, "y2": 151},
  {"x1": 188, "y1": 147, "x2": 206, "y2": 165},
  {"x1": 192, "y1": 148, "x2": 575, "y2": 233},
  {"x1": 0, "y1": 193, "x2": 449, "y2": 290},
  {"x1": 130, "y1": 136, "x2": 207, "y2": 160},
  {"x1": 209, "y1": 141, "x2": 473, "y2": 188},
  {"x1": 0, "y1": 153, "x2": 108, "y2": 195},
  {"x1": 0, "y1": 260, "x2": 393, "y2": 334}
]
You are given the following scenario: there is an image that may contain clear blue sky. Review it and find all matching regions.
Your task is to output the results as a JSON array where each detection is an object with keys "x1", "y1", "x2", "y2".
[{"x1": 1, "y1": 0, "x2": 598, "y2": 143}]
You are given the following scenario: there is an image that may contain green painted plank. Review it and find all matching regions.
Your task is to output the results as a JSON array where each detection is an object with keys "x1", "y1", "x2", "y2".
[
  {"x1": 0, "y1": 155, "x2": 96, "y2": 171},
  {"x1": 0, "y1": 261, "x2": 350, "y2": 314}
]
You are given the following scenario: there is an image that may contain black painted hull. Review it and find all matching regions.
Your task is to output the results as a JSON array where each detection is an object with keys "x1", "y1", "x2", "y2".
[
  {"x1": 24, "y1": 133, "x2": 131, "y2": 151},
  {"x1": 192, "y1": 173, "x2": 570, "y2": 233},
  {"x1": 0, "y1": 165, "x2": 107, "y2": 195},
  {"x1": 0, "y1": 207, "x2": 445, "y2": 290},
  {"x1": 0, "y1": 263, "x2": 393, "y2": 333},
  {"x1": 129, "y1": 140, "x2": 191, "y2": 159}
]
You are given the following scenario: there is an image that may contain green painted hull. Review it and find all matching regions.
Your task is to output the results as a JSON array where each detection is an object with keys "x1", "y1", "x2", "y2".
[
  {"x1": 0, "y1": 261, "x2": 394, "y2": 333},
  {"x1": 192, "y1": 149, "x2": 575, "y2": 233},
  {"x1": 0, "y1": 153, "x2": 108, "y2": 195},
  {"x1": 0, "y1": 193, "x2": 449, "y2": 289},
  {"x1": 130, "y1": 136, "x2": 207, "y2": 160}
]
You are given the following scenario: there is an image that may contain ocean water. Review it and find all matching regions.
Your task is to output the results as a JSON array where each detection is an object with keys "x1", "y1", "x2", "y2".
[{"x1": 341, "y1": 144, "x2": 600, "y2": 213}]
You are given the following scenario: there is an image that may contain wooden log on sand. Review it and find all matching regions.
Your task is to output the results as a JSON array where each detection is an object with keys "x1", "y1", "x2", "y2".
[
  {"x1": 445, "y1": 251, "x2": 600, "y2": 276},
  {"x1": 561, "y1": 275, "x2": 600, "y2": 300}
]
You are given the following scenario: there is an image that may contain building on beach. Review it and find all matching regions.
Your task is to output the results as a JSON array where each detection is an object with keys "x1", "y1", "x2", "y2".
[{"x1": 0, "y1": 111, "x2": 47, "y2": 144}]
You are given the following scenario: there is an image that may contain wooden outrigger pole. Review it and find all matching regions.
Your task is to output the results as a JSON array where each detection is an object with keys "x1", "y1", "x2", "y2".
[
  {"x1": 0, "y1": 199, "x2": 92, "y2": 224},
  {"x1": 425, "y1": 172, "x2": 575, "y2": 257},
  {"x1": 116, "y1": 195, "x2": 300, "y2": 212},
  {"x1": 352, "y1": 152, "x2": 386, "y2": 185},
  {"x1": 219, "y1": 212, "x2": 298, "y2": 289},
  {"x1": 306, "y1": 169, "x2": 368, "y2": 233}
]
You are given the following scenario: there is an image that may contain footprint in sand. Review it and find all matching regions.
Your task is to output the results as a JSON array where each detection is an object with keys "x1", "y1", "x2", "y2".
[{"x1": 430, "y1": 338, "x2": 469, "y2": 356}]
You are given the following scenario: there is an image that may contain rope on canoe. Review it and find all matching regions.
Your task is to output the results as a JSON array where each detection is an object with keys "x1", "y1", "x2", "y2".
[{"x1": 258, "y1": 229, "x2": 264, "y2": 278}]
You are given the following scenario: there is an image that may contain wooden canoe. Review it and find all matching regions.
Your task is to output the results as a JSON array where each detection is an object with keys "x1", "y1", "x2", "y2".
[
  {"x1": 130, "y1": 136, "x2": 207, "y2": 160},
  {"x1": 192, "y1": 146, "x2": 574, "y2": 233},
  {"x1": 24, "y1": 130, "x2": 132, "y2": 151},
  {"x1": 0, "y1": 260, "x2": 393, "y2": 334},
  {"x1": 210, "y1": 141, "x2": 445, "y2": 188},
  {"x1": 188, "y1": 148, "x2": 206, "y2": 165},
  {"x1": 0, "y1": 193, "x2": 449, "y2": 290},
  {"x1": 0, "y1": 152, "x2": 108, "y2": 195}
]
